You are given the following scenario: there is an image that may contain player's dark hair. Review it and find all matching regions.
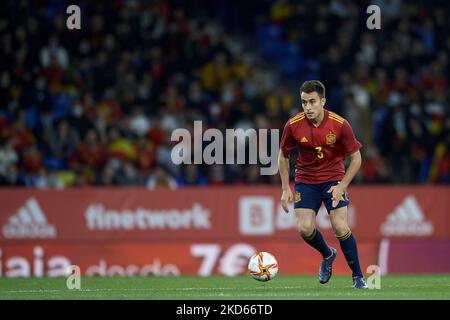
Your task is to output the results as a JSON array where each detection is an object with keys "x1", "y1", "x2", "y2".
[{"x1": 300, "y1": 80, "x2": 326, "y2": 98}]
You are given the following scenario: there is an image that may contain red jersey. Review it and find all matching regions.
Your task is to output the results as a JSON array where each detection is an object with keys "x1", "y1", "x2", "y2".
[{"x1": 280, "y1": 109, "x2": 362, "y2": 184}]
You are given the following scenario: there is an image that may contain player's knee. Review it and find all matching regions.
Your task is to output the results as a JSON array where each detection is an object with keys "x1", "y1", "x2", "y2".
[
  {"x1": 333, "y1": 225, "x2": 351, "y2": 238},
  {"x1": 298, "y1": 224, "x2": 315, "y2": 238}
]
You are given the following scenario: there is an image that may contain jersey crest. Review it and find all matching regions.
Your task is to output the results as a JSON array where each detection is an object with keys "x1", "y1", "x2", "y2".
[{"x1": 326, "y1": 132, "x2": 336, "y2": 145}]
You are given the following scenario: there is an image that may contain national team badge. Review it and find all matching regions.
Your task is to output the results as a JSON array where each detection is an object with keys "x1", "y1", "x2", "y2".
[
  {"x1": 295, "y1": 191, "x2": 301, "y2": 203},
  {"x1": 326, "y1": 132, "x2": 336, "y2": 145}
]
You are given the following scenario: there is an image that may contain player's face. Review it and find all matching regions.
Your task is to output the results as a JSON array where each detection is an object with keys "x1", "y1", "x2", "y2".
[{"x1": 301, "y1": 91, "x2": 326, "y2": 122}]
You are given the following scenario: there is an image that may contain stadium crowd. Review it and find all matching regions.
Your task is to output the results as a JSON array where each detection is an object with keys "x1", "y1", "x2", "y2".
[{"x1": 0, "y1": 0, "x2": 449, "y2": 188}]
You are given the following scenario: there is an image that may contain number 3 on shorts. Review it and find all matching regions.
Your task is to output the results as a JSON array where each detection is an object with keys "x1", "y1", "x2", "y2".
[{"x1": 315, "y1": 146, "x2": 324, "y2": 159}]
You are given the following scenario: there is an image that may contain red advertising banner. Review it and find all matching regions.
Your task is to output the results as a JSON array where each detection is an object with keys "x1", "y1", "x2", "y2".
[
  {"x1": 1, "y1": 239, "x2": 449, "y2": 277},
  {"x1": 0, "y1": 241, "x2": 380, "y2": 277},
  {"x1": 383, "y1": 240, "x2": 450, "y2": 273},
  {"x1": 0, "y1": 187, "x2": 449, "y2": 277},
  {"x1": 0, "y1": 187, "x2": 448, "y2": 242}
]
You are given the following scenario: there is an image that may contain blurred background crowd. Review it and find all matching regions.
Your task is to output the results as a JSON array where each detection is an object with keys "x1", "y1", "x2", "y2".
[{"x1": 0, "y1": 0, "x2": 449, "y2": 188}]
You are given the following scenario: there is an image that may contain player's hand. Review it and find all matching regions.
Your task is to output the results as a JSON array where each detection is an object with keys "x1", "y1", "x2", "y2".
[
  {"x1": 281, "y1": 188, "x2": 294, "y2": 213},
  {"x1": 327, "y1": 184, "x2": 345, "y2": 208}
]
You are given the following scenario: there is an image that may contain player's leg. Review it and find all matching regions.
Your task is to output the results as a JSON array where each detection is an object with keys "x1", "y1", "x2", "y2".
[
  {"x1": 294, "y1": 183, "x2": 337, "y2": 284},
  {"x1": 294, "y1": 183, "x2": 333, "y2": 258},
  {"x1": 295, "y1": 207, "x2": 337, "y2": 284},
  {"x1": 294, "y1": 208, "x2": 333, "y2": 259},
  {"x1": 329, "y1": 206, "x2": 367, "y2": 288}
]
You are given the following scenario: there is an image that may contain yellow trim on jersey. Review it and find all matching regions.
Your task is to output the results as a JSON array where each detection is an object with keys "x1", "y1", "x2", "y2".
[
  {"x1": 329, "y1": 112, "x2": 344, "y2": 121},
  {"x1": 290, "y1": 116, "x2": 305, "y2": 125},
  {"x1": 329, "y1": 117, "x2": 344, "y2": 124},
  {"x1": 328, "y1": 112, "x2": 344, "y2": 120},
  {"x1": 329, "y1": 114, "x2": 344, "y2": 124},
  {"x1": 289, "y1": 112, "x2": 305, "y2": 122}
]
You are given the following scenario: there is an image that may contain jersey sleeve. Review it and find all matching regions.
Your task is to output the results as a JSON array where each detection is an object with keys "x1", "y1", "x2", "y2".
[
  {"x1": 280, "y1": 121, "x2": 296, "y2": 156},
  {"x1": 341, "y1": 120, "x2": 362, "y2": 155}
]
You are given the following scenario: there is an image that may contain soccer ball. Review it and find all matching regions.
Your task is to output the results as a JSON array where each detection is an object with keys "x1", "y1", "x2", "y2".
[{"x1": 248, "y1": 252, "x2": 279, "y2": 281}]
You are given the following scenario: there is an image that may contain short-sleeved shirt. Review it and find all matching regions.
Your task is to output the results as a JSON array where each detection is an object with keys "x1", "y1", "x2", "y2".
[{"x1": 280, "y1": 109, "x2": 362, "y2": 184}]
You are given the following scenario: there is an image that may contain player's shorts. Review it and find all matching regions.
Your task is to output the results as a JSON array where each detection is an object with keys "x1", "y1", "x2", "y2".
[{"x1": 294, "y1": 181, "x2": 349, "y2": 214}]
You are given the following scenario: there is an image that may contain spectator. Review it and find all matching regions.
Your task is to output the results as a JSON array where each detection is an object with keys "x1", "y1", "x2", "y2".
[
  {"x1": 44, "y1": 119, "x2": 80, "y2": 164},
  {"x1": 0, "y1": 164, "x2": 25, "y2": 186},
  {"x1": 146, "y1": 165, "x2": 178, "y2": 189},
  {"x1": 1, "y1": 1, "x2": 449, "y2": 186},
  {"x1": 177, "y1": 163, "x2": 208, "y2": 187},
  {"x1": 0, "y1": 139, "x2": 18, "y2": 178}
]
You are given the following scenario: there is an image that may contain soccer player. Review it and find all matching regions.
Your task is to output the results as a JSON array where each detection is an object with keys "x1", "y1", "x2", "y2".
[{"x1": 278, "y1": 80, "x2": 368, "y2": 289}]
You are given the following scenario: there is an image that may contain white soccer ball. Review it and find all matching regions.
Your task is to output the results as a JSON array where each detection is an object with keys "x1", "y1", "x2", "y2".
[{"x1": 248, "y1": 251, "x2": 279, "y2": 281}]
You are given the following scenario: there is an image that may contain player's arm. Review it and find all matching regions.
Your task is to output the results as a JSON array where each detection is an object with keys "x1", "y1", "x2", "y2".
[
  {"x1": 278, "y1": 149, "x2": 294, "y2": 213},
  {"x1": 278, "y1": 149, "x2": 293, "y2": 213},
  {"x1": 278, "y1": 122, "x2": 295, "y2": 213},
  {"x1": 340, "y1": 150, "x2": 361, "y2": 190},
  {"x1": 329, "y1": 150, "x2": 361, "y2": 208},
  {"x1": 278, "y1": 150, "x2": 290, "y2": 188},
  {"x1": 329, "y1": 120, "x2": 363, "y2": 207}
]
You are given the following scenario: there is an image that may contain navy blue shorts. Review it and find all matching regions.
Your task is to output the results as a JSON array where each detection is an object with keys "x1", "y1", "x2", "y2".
[{"x1": 294, "y1": 181, "x2": 349, "y2": 214}]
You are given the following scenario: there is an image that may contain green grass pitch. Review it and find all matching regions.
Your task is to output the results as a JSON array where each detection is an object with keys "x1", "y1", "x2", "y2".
[{"x1": 1, "y1": 275, "x2": 450, "y2": 300}]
